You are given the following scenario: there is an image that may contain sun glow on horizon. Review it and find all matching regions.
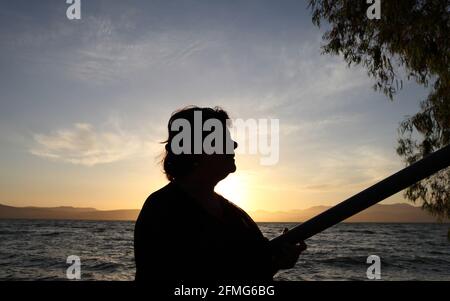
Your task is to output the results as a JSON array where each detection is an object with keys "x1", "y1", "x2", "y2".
[{"x1": 215, "y1": 173, "x2": 250, "y2": 210}]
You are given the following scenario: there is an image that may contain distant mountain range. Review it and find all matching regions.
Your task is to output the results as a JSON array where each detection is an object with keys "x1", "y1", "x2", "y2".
[
  {"x1": 0, "y1": 204, "x2": 138, "y2": 221},
  {"x1": 0, "y1": 202, "x2": 447, "y2": 223}
]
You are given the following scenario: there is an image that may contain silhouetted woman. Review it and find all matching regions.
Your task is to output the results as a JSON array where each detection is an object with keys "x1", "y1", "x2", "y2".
[{"x1": 134, "y1": 106, "x2": 306, "y2": 281}]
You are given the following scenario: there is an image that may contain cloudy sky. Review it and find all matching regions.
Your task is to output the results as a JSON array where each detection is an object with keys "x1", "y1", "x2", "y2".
[{"x1": 0, "y1": 0, "x2": 428, "y2": 213}]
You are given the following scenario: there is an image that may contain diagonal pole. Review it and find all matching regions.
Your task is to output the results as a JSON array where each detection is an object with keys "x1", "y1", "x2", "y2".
[{"x1": 269, "y1": 144, "x2": 450, "y2": 248}]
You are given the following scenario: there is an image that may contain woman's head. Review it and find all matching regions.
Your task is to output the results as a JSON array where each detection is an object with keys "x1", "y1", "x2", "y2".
[{"x1": 162, "y1": 106, "x2": 237, "y2": 182}]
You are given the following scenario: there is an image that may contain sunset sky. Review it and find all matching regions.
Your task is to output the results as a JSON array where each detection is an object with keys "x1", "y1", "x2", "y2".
[{"x1": 0, "y1": 0, "x2": 429, "y2": 213}]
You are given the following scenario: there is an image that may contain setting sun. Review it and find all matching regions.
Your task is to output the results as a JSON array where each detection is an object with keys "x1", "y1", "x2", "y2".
[{"x1": 215, "y1": 173, "x2": 249, "y2": 210}]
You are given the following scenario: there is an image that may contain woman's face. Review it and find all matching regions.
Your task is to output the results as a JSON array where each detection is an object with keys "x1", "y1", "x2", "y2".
[{"x1": 199, "y1": 127, "x2": 237, "y2": 181}]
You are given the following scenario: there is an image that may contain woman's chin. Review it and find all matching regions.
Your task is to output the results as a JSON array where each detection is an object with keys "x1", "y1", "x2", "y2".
[
  {"x1": 228, "y1": 161, "x2": 236, "y2": 173},
  {"x1": 221, "y1": 164, "x2": 236, "y2": 177}
]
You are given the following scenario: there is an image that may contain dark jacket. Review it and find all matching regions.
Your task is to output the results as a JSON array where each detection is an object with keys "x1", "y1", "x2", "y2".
[{"x1": 134, "y1": 182, "x2": 275, "y2": 281}]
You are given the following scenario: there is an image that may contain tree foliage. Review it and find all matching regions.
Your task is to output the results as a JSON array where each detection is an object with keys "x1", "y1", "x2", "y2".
[{"x1": 309, "y1": 0, "x2": 449, "y2": 219}]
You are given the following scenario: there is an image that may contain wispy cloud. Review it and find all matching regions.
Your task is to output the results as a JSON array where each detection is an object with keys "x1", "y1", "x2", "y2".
[
  {"x1": 192, "y1": 34, "x2": 373, "y2": 119},
  {"x1": 297, "y1": 145, "x2": 402, "y2": 191},
  {"x1": 29, "y1": 122, "x2": 153, "y2": 166},
  {"x1": 63, "y1": 16, "x2": 213, "y2": 84},
  {"x1": 281, "y1": 113, "x2": 363, "y2": 137}
]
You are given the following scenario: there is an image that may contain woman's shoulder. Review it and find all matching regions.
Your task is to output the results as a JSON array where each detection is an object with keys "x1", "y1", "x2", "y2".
[
  {"x1": 139, "y1": 182, "x2": 183, "y2": 215},
  {"x1": 136, "y1": 182, "x2": 187, "y2": 231},
  {"x1": 146, "y1": 182, "x2": 174, "y2": 200}
]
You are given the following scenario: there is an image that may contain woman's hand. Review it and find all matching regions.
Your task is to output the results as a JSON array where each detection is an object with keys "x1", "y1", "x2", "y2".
[{"x1": 272, "y1": 241, "x2": 307, "y2": 270}]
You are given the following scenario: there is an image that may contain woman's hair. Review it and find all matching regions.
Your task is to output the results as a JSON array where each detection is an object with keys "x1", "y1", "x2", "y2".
[{"x1": 162, "y1": 106, "x2": 230, "y2": 181}]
